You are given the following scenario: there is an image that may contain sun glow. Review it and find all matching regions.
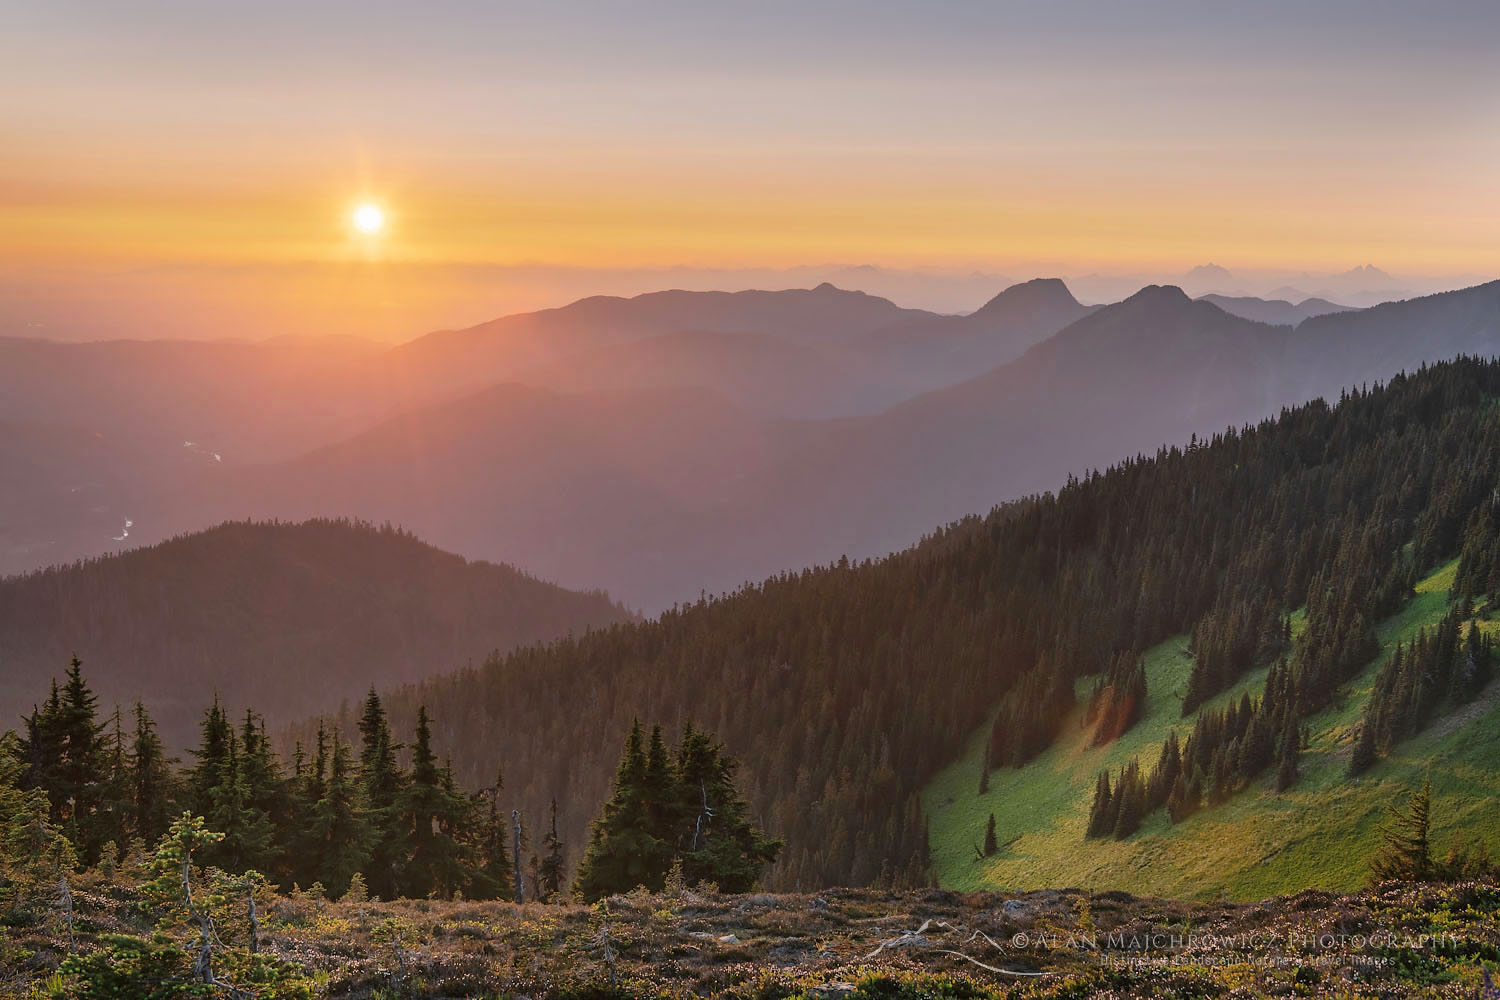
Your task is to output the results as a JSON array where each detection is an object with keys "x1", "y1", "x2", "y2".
[{"x1": 351, "y1": 202, "x2": 386, "y2": 235}]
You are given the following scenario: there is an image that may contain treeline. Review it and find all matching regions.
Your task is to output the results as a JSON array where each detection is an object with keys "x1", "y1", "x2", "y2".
[
  {"x1": 17, "y1": 661, "x2": 541, "y2": 900},
  {"x1": 1087, "y1": 675, "x2": 1308, "y2": 840},
  {"x1": 1351, "y1": 604, "x2": 1495, "y2": 774},
  {"x1": 0, "y1": 518, "x2": 633, "y2": 751},
  {"x1": 314, "y1": 357, "x2": 1500, "y2": 889},
  {"x1": 10, "y1": 660, "x2": 776, "y2": 904}
]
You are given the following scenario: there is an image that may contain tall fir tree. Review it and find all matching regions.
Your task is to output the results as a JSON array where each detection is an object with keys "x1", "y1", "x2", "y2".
[
  {"x1": 398, "y1": 708, "x2": 471, "y2": 900},
  {"x1": 535, "y1": 798, "x2": 567, "y2": 902},
  {"x1": 1371, "y1": 776, "x2": 1434, "y2": 883},
  {"x1": 128, "y1": 701, "x2": 176, "y2": 846},
  {"x1": 310, "y1": 729, "x2": 371, "y2": 898},
  {"x1": 356, "y1": 689, "x2": 405, "y2": 900},
  {"x1": 573, "y1": 720, "x2": 668, "y2": 900}
]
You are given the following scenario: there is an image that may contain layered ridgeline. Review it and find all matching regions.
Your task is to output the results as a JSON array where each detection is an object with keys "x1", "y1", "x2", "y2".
[
  {"x1": 191, "y1": 280, "x2": 1500, "y2": 610},
  {"x1": 310, "y1": 358, "x2": 1500, "y2": 892},
  {"x1": 9, "y1": 279, "x2": 1500, "y2": 613},
  {"x1": 0, "y1": 520, "x2": 632, "y2": 748}
]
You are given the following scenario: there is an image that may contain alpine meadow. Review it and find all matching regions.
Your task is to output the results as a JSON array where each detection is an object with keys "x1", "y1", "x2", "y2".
[{"x1": 5, "y1": 4, "x2": 1500, "y2": 998}]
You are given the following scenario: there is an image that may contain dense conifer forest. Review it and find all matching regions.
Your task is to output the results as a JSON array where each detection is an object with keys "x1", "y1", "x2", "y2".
[
  {"x1": 8, "y1": 667, "x2": 776, "y2": 904},
  {"x1": 296, "y1": 357, "x2": 1500, "y2": 890},
  {"x1": 0, "y1": 519, "x2": 633, "y2": 749}
]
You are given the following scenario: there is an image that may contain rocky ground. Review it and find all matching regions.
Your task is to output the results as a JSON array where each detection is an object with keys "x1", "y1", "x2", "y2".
[{"x1": 5, "y1": 878, "x2": 1500, "y2": 998}]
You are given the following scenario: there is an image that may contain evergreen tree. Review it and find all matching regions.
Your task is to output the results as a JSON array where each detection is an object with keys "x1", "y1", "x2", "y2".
[
  {"x1": 310, "y1": 729, "x2": 370, "y2": 899},
  {"x1": 1370, "y1": 776, "x2": 1433, "y2": 883},
  {"x1": 1348, "y1": 716, "x2": 1378, "y2": 776},
  {"x1": 574, "y1": 721, "x2": 779, "y2": 900},
  {"x1": 474, "y1": 769, "x2": 512, "y2": 901},
  {"x1": 1, "y1": 731, "x2": 78, "y2": 915},
  {"x1": 397, "y1": 707, "x2": 470, "y2": 899},
  {"x1": 536, "y1": 798, "x2": 567, "y2": 902},
  {"x1": 1274, "y1": 718, "x2": 1300, "y2": 792},
  {"x1": 356, "y1": 689, "x2": 405, "y2": 900},
  {"x1": 205, "y1": 727, "x2": 275, "y2": 875},
  {"x1": 128, "y1": 701, "x2": 176, "y2": 846},
  {"x1": 573, "y1": 720, "x2": 664, "y2": 900},
  {"x1": 23, "y1": 658, "x2": 111, "y2": 864},
  {"x1": 186, "y1": 696, "x2": 231, "y2": 819},
  {"x1": 982, "y1": 813, "x2": 998, "y2": 857},
  {"x1": 1086, "y1": 771, "x2": 1113, "y2": 839},
  {"x1": 674, "y1": 723, "x2": 782, "y2": 892}
]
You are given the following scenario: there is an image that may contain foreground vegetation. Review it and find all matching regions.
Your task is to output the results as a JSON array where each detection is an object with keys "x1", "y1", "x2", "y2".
[{"x1": 6, "y1": 872, "x2": 1500, "y2": 998}]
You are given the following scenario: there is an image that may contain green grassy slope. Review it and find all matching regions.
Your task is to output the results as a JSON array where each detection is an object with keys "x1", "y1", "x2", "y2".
[{"x1": 923, "y1": 558, "x2": 1500, "y2": 901}]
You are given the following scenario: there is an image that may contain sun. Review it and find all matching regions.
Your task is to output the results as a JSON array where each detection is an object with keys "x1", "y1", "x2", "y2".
[{"x1": 351, "y1": 202, "x2": 386, "y2": 235}]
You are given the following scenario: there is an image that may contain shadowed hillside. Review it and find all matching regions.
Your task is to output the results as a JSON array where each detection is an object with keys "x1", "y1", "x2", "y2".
[{"x1": 0, "y1": 519, "x2": 633, "y2": 748}]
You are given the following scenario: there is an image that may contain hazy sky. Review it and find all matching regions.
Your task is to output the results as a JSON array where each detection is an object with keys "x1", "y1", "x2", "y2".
[{"x1": 3, "y1": 1, "x2": 1498, "y2": 338}]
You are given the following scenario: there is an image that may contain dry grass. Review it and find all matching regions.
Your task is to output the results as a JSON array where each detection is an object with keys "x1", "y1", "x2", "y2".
[{"x1": 6, "y1": 873, "x2": 1500, "y2": 998}]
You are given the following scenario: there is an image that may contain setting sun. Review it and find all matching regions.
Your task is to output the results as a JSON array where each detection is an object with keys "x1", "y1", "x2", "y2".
[{"x1": 351, "y1": 202, "x2": 386, "y2": 235}]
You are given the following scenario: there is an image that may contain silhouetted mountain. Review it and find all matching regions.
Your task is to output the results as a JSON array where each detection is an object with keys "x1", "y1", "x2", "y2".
[
  {"x1": 0, "y1": 519, "x2": 632, "y2": 748},
  {"x1": 777, "y1": 286, "x2": 1288, "y2": 554},
  {"x1": 392, "y1": 283, "x2": 939, "y2": 399},
  {"x1": 7, "y1": 279, "x2": 1500, "y2": 611},
  {"x1": 858, "y1": 278, "x2": 1099, "y2": 394},
  {"x1": 1285, "y1": 280, "x2": 1500, "y2": 398},
  {"x1": 1338, "y1": 264, "x2": 1394, "y2": 283},
  {"x1": 1199, "y1": 293, "x2": 1355, "y2": 326},
  {"x1": 1181, "y1": 263, "x2": 1237, "y2": 294},
  {"x1": 0, "y1": 287, "x2": 940, "y2": 573}
]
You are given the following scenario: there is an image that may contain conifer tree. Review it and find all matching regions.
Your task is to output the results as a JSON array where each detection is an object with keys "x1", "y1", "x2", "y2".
[
  {"x1": 398, "y1": 707, "x2": 471, "y2": 900},
  {"x1": 536, "y1": 798, "x2": 567, "y2": 902},
  {"x1": 1086, "y1": 771, "x2": 1113, "y2": 839},
  {"x1": 187, "y1": 696, "x2": 231, "y2": 819},
  {"x1": 21, "y1": 659, "x2": 111, "y2": 864},
  {"x1": 310, "y1": 729, "x2": 370, "y2": 899},
  {"x1": 205, "y1": 727, "x2": 276, "y2": 875},
  {"x1": 674, "y1": 723, "x2": 783, "y2": 892},
  {"x1": 129, "y1": 701, "x2": 175, "y2": 846},
  {"x1": 1370, "y1": 776, "x2": 1433, "y2": 882},
  {"x1": 356, "y1": 689, "x2": 405, "y2": 900},
  {"x1": 1274, "y1": 718, "x2": 1300, "y2": 792},
  {"x1": 1, "y1": 731, "x2": 78, "y2": 916},
  {"x1": 982, "y1": 813, "x2": 998, "y2": 857},
  {"x1": 574, "y1": 720, "x2": 664, "y2": 900},
  {"x1": 1348, "y1": 716, "x2": 1378, "y2": 776},
  {"x1": 474, "y1": 769, "x2": 512, "y2": 901}
]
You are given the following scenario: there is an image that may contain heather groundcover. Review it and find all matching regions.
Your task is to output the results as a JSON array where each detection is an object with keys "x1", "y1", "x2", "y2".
[{"x1": 6, "y1": 878, "x2": 1500, "y2": 999}]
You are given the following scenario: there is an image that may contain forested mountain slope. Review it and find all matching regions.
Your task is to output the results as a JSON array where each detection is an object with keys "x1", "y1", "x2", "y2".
[
  {"x1": 926, "y1": 558, "x2": 1500, "y2": 899},
  {"x1": 0, "y1": 520, "x2": 632, "y2": 748},
  {"x1": 306, "y1": 358, "x2": 1500, "y2": 891}
]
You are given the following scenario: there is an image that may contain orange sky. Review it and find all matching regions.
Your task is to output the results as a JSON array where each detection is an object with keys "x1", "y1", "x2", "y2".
[{"x1": 3, "y1": 3, "x2": 1498, "y2": 339}]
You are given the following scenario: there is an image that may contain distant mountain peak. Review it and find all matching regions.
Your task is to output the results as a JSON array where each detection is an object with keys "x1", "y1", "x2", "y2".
[
  {"x1": 971, "y1": 277, "x2": 1081, "y2": 317},
  {"x1": 812, "y1": 281, "x2": 841, "y2": 293},
  {"x1": 1186, "y1": 263, "x2": 1234, "y2": 280},
  {"x1": 1125, "y1": 283, "x2": 1193, "y2": 307}
]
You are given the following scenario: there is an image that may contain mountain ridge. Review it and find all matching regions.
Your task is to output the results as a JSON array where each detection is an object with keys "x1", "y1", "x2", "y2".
[{"x1": 0, "y1": 518, "x2": 634, "y2": 749}]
